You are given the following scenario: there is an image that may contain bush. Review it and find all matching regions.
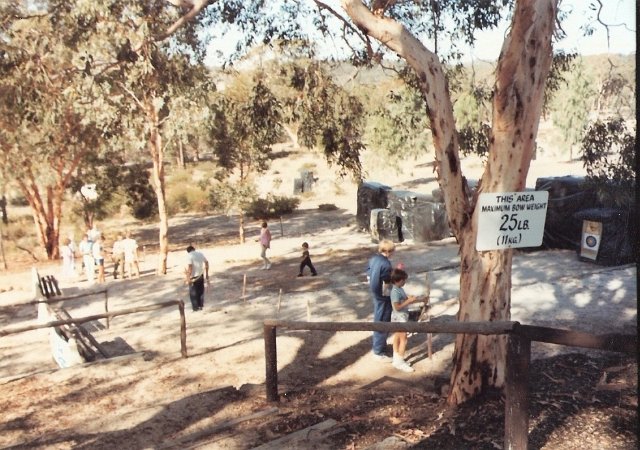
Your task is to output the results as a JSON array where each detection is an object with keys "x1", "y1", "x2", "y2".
[
  {"x1": 9, "y1": 195, "x2": 29, "y2": 207},
  {"x1": 167, "y1": 184, "x2": 210, "y2": 215},
  {"x1": 246, "y1": 194, "x2": 300, "y2": 219}
]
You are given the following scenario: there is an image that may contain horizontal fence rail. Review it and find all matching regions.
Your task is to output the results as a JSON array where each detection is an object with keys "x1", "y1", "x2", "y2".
[
  {"x1": 1, "y1": 300, "x2": 188, "y2": 358},
  {"x1": 263, "y1": 319, "x2": 637, "y2": 450}
]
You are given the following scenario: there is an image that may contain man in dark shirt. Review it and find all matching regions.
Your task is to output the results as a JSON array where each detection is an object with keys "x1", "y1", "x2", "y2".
[{"x1": 367, "y1": 239, "x2": 395, "y2": 360}]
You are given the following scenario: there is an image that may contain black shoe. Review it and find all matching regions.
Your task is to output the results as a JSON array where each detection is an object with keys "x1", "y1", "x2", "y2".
[
  {"x1": 297, "y1": 273, "x2": 303, "y2": 277},
  {"x1": 312, "y1": 273, "x2": 318, "y2": 276}
]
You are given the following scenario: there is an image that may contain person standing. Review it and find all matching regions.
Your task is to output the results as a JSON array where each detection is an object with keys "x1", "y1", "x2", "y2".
[
  {"x1": 60, "y1": 237, "x2": 76, "y2": 280},
  {"x1": 367, "y1": 239, "x2": 395, "y2": 360},
  {"x1": 123, "y1": 231, "x2": 140, "y2": 278},
  {"x1": 297, "y1": 242, "x2": 317, "y2": 277},
  {"x1": 92, "y1": 235, "x2": 106, "y2": 284},
  {"x1": 88, "y1": 223, "x2": 101, "y2": 242},
  {"x1": 79, "y1": 234, "x2": 95, "y2": 284},
  {"x1": 389, "y1": 268, "x2": 421, "y2": 372},
  {"x1": 111, "y1": 234, "x2": 125, "y2": 279},
  {"x1": 259, "y1": 221, "x2": 272, "y2": 270},
  {"x1": 184, "y1": 245, "x2": 209, "y2": 311}
]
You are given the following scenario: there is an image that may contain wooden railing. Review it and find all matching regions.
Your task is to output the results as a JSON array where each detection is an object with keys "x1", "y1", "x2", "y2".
[
  {"x1": 262, "y1": 319, "x2": 636, "y2": 450},
  {"x1": 1, "y1": 300, "x2": 188, "y2": 358}
]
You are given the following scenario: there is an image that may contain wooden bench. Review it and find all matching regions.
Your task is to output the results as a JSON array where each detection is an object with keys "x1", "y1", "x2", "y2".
[{"x1": 33, "y1": 268, "x2": 109, "y2": 366}]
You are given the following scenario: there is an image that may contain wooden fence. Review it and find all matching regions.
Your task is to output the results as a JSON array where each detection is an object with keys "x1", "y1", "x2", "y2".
[
  {"x1": 262, "y1": 319, "x2": 637, "y2": 450},
  {"x1": 1, "y1": 300, "x2": 188, "y2": 358}
]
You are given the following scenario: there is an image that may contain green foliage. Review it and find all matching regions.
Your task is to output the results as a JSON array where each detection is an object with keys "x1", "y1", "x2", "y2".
[
  {"x1": 458, "y1": 123, "x2": 491, "y2": 158},
  {"x1": 542, "y1": 51, "x2": 577, "y2": 118},
  {"x1": 318, "y1": 203, "x2": 338, "y2": 211},
  {"x1": 366, "y1": 84, "x2": 432, "y2": 170},
  {"x1": 284, "y1": 62, "x2": 364, "y2": 181},
  {"x1": 453, "y1": 83, "x2": 492, "y2": 158},
  {"x1": 552, "y1": 58, "x2": 595, "y2": 159},
  {"x1": 245, "y1": 195, "x2": 300, "y2": 220},
  {"x1": 580, "y1": 118, "x2": 635, "y2": 207},
  {"x1": 208, "y1": 182, "x2": 257, "y2": 215},
  {"x1": 120, "y1": 166, "x2": 158, "y2": 220},
  {"x1": 208, "y1": 77, "x2": 282, "y2": 178},
  {"x1": 167, "y1": 184, "x2": 210, "y2": 215}
]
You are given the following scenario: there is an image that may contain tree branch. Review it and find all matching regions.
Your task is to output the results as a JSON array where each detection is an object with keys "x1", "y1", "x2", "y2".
[{"x1": 159, "y1": 0, "x2": 213, "y2": 41}]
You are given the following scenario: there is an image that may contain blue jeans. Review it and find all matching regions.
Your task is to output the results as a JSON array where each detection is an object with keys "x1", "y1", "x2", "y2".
[{"x1": 372, "y1": 295, "x2": 392, "y2": 354}]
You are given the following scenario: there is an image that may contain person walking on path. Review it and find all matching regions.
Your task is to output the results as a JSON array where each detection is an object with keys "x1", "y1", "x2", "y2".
[
  {"x1": 389, "y1": 268, "x2": 422, "y2": 373},
  {"x1": 79, "y1": 234, "x2": 95, "y2": 284},
  {"x1": 366, "y1": 239, "x2": 395, "y2": 361},
  {"x1": 184, "y1": 245, "x2": 209, "y2": 311},
  {"x1": 111, "y1": 234, "x2": 125, "y2": 280},
  {"x1": 259, "y1": 221, "x2": 272, "y2": 270},
  {"x1": 297, "y1": 242, "x2": 318, "y2": 277}
]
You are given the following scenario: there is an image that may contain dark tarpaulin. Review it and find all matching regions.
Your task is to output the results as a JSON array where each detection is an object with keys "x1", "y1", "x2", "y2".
[
  {"x1": 574, "y1": 207, "x2": 635, "y2": 266},
  {"x1": 387, "y1": 190, "x2": 450, "y2": 243},
  {"x1": 535, "y1": 176, "x2": 599, "y2": 250},
  {"x1": 356, "y1": 181, "x2": 391, "y2": 231},
  {"x1": 370, "y1": 208, "x2": 401, "y2": 243}
]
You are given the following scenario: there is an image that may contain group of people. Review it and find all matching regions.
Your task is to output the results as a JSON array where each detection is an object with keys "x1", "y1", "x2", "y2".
[
  {"x1": 185, "y1": 226, "x2": 423, "y2": 375},
  {"x1": 367, "y1": 239, "x2": 425, "y2": 373},
  {"x1": 59, "y1": 226, "x2": 140, "y2": 284},
  {"x1": 184, "y1": 221, "x2": 319, "y2": 312},
  {"x1": 257, "y1": 221, "x2": 318, "y2": 276}
]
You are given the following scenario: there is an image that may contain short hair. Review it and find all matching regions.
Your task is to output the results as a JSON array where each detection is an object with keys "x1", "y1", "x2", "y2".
[
  {"x1": 390, "y1": 268, "x2": 408, "y2": 283},
  {"x1": 262, "y1": 222, "x2": 268, "y2": 228},
  {"x1": 302, "y1": 242, "x2": 309, "y2": 248},
  {"x1": 186, "y1": 245, "x2": 195, "y2": 253},
  {"x1": 378, "y1": 239, "x2": 395, "y2": 253}
]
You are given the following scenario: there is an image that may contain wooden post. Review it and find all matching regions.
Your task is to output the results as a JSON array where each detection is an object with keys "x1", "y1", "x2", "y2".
[
  {"x1": 279, "y1": 216, "x2": 283, "y2": 237},
  {"x1": 242, "y1": 274, "x2": 247, "y2": 301},
  {"x1": 504, "y1": 333, "x2": 531, "y2": 450},
  {"x1": 277, "y1": 288, "x2": 282, "y2": 312},
  {"x1": 264, "y1": 323, "x2": 279, "y2": 402},
  {"x1": 0, "y1": 223, "x2": 7, "y2": 270},
  {"x1": 178, "y1": 300, "x2": 187, "y2": 358},
  {"x1": 425, "y1": 272, "x2": 432, "y2": 358},
  {"x1": 104, "y1": 290, "x2": 110, "y2": 329}
]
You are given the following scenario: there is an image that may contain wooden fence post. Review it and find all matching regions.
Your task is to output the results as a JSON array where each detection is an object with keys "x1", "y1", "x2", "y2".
[
  {"x1": 264, "y1": 323, "x2": 279, "y2": 402},
  {"x1": 504, "y1": 333, "x2": 531, "y2": 450},
  {"x1": 104, "y1": 290, "x2": 110, "y2": 329},
  {"x1": 178, "y1": 300, "x2": 187, "y2": 358}
]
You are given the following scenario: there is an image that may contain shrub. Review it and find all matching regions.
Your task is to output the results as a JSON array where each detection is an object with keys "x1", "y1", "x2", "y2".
[
  {"x1": 246, "y1": 194, "x2": 300, "y2": 219},
  {"x1": 167, "y1": 184, "x2": 210, "y2": 215}
]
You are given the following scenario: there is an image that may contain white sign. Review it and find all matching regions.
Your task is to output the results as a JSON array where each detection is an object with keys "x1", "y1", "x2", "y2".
[
  {"x1": 579, "y1": 220, "x2": 602, "y2": 260},
  {"x1": 80, "y1": 184, "x2": 98, "y2": 200},
  {"x1": 476, "y1": 191, "x2": 549, "y2": 251}
]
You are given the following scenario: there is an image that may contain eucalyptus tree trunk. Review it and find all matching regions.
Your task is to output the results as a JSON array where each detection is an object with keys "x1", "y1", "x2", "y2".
[
  {"x1": 343, "y1": 0, "x2": 557, "y2": 404},
  {"x1": 147, "y1": 99, "x2": 169, "y2": 275},
  {"x1": 15, "y1": 168, "x2": 67, "y2": 260}
]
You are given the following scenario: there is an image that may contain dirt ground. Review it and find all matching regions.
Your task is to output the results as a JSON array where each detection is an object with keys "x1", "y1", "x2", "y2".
[{"x1": 0, "y1": 153, "x2": 636, "y2": 449}]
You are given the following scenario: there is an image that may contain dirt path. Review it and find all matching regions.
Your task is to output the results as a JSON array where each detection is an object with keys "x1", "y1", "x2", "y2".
[{"x1": 0, "y1": 155, "x2": 635, "y2": 449}]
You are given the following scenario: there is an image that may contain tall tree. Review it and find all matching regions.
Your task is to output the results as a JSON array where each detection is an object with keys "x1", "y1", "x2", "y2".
[
  {"x1": 161, "y1": 0, "x2": 622, "y2": 404},
  {"x1": 0, "y1": 0, "x2": 211, "y2": 270},
  {"x1": 0, "y1": 3, "x2": 117, "y2": 259},
  {"x1": 323, "y1": 0, "x2": 555, "y2": 404},
  {"x1": 208, "y1": 77, "x2": 283, "y2": 243},
  {"x1": 552, "y1": 59, "x2": 595, "y2": 161}
]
